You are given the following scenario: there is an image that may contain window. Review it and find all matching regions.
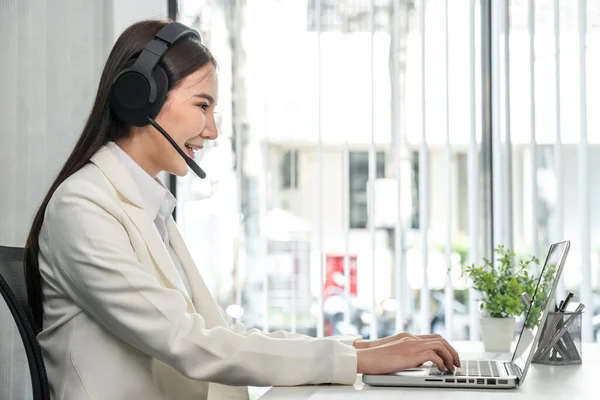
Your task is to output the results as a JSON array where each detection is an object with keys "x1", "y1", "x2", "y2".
[
  {"x1": 281, "y1": 150, "x2": 298, "y2": 189},
  {"x1": 349, "y1": 151, "x2": 385, "y2": 229},
  {"x1": 410, "y1": 150, "x2": 419, "y2": 230},
  {"x1": 306, "y1": 0, "x2": 395, "y2": 32},
  {"x1": 177, "y1": 0, "x2": 600, "y2": 343}
]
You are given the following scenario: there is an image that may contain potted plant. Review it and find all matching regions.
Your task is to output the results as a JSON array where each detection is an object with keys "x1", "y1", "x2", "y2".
[{"x1": 462, "y1": 245, "x2": 539, "y2": 352}]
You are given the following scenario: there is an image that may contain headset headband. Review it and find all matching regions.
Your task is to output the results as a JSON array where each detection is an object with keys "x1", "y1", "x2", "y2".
[
  {"x1": 129, "y1": 22, "x2": 201, "y2": 103},
  {"x1": 109, "y1": 21, "x2": 202, "y2": 127}
]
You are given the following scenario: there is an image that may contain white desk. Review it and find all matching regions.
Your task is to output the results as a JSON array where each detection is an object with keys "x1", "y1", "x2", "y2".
[{"x1": 259, "y1": 341, "x2": 599, "y2": 399}]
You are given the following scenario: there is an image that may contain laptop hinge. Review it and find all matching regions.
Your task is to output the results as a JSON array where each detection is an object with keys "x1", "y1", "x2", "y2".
[
  {"x1": 504, "y1": 362, "x2": 522, "y2": 378},
  {"x1": 515, "y1": 364, "x2": 523, "y2": 381}
]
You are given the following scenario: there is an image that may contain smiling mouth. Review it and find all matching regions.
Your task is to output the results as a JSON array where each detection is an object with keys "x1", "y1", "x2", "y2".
[{"x1": 184, "y1": 142, "x2": 203, "y2": 158}]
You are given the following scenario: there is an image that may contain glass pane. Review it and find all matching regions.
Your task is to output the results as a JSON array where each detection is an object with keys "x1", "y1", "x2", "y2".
[
  {"x1": 507, "y1": 0, "x2": 600, "y2": 342},
  {"x1": 177, "y1": 0, "x2": 600, "y2": 343},
  {"x1": 176, "y1": 0, "x2": 481, "y2": 341}
]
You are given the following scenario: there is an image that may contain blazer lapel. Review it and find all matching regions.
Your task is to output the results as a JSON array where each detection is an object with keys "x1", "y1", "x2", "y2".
[
  {"x1": 124, "y1": 205, "x2": 194, "y2": 306},
  {"x1": 166, "y1": 218, "x2": 229, "y2": 329},
  {"x1": 90, "y1": 146, "x2": 193, "y2": 307}
]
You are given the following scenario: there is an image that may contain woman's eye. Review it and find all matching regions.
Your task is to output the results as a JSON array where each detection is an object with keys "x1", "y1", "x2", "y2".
[{"x1": 197, "y1": 104, "x2": 209, "y2": 111}]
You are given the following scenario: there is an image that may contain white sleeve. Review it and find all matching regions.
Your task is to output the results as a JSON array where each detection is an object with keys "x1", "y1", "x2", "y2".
[{"x1": 43, "y1": 181, "x2": 357, "y2": 387}]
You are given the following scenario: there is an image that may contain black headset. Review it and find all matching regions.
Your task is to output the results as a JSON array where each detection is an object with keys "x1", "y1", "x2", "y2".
[
  {"x1": 108, "y1": 21, "x2": 207, "y2": 179},
  {"x1": 109, "y1": 21, "x2": 201, "y2": 127}
]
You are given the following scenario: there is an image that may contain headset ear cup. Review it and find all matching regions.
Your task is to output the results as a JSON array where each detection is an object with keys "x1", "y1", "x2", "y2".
[
  {"x1": 109, "y1": 58, "x2": 169, "y2": 127},
  {"x1": 109, "y1": 59, "x2": 145, "y2": 126},
  {"x1": 147, "y1": 65, "x2": 168, "y2": 120}
]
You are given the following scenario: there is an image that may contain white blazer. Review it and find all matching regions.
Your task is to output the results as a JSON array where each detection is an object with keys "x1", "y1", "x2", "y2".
[{"x1": 36, "y1": 146, "x2": 359, "y2": 400}]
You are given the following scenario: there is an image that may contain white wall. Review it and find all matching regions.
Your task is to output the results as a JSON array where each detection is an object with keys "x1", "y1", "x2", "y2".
[
  {"x1": 0, "y1": 0, "x2": 168, "y2": 248},
  {"x1": 1, "y1": 0, "x2": 105, "y2": 247},
  {"x1": 111, "y1": 0, "x2": 168, "y2": 47}
]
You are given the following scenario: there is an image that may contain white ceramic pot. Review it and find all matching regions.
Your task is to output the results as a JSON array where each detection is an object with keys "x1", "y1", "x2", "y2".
[{"x1": 480, "y1": 317, "x2": 516, "y2": 352}]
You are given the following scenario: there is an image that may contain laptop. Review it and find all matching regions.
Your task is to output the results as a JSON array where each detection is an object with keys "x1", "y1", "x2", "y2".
[{"x1": 363, "y1": 240, "x2": 571, "y2": 389}]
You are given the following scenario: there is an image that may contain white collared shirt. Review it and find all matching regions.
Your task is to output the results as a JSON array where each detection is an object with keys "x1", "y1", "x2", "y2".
[{"x1": 106, "y1": 141, "x2": 193, "y2": 299}]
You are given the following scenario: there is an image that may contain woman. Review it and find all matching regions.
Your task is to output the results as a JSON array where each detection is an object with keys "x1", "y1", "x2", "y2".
[{"x1": 24, "y1": 19, "x2": 460, "y2": 400}]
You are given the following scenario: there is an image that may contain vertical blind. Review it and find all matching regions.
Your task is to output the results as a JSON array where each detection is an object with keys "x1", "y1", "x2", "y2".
[{"x1": 187, "y1": 0, "x2": 598, "y2": 342}]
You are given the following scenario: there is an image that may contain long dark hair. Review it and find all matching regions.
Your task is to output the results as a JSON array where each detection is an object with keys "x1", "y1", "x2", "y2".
[{"x1": 24, "y1": 19, "x2": 216, "y2": 331}]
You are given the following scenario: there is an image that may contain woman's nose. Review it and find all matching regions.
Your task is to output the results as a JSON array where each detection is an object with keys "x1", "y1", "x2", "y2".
[{"x1": 201, "y1": 115, "x2": 219, "y2": 141}]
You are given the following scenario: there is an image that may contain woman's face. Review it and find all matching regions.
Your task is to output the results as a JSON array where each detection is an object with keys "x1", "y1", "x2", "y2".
[{"x1": 142, "y1": 63, "x2": 219, "y2": 177}]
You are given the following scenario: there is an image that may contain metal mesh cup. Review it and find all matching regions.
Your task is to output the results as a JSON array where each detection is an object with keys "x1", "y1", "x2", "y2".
[{"x1": 532, "y1": 311, "x2": 582, "y2": 365}]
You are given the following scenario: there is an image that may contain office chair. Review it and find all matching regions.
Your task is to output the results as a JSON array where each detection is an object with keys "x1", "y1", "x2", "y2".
[{"x1": 0, "y1": 245, "x2": 50, "y2": 400}]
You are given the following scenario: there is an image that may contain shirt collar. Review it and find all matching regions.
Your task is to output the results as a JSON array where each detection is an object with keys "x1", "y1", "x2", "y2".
[{"x1": 106, "y1": 141, "x2": 176, "y2": 222}]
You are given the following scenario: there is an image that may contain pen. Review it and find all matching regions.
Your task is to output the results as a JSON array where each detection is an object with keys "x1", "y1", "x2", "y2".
[
  {"x1": 555, "y1": 293, "x2": 577, "y2": 358},
  {"x1": 557, "y1": 300, "x2": 564, "y2": 312},
  {"x1": 559, "y1": 292, "x2": 574, "y2": 312}
]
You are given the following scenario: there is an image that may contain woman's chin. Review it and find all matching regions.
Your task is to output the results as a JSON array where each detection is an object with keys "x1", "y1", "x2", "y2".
[
  {"x1": 166, "y1": 162, "x2": 190, "y2": 177},
  {"x1": 174, "y1": 168, "x2": 190, "y2": 177}
]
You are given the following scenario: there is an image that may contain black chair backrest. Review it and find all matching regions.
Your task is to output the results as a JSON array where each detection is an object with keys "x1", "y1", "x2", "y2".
[
  {"x1": 0, "y1": 246, "x2": 30, "y2": 319},
  {"x1": 0, "y1": 246, "x2": 50, "y2": 400}
]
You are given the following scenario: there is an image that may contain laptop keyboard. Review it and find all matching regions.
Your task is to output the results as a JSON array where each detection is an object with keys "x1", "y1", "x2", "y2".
[{"x1": 429, "y1": 360, "x2": 501, "y2": 377}]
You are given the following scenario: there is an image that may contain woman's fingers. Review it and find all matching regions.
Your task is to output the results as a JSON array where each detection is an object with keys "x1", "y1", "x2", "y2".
[
  {"x1": 439, "y1": 338, "x2": 461, "y2": 368},
  {"x1": 419, "y1": 350, "x2": 446, "y2": 372},
  {"x1": 418, "y1": 341, "x2": 455, "y2": 371},
  {"x1": 414, "y1": 337, "x2": 461, "y2": 368},
  {"x1": 382, "y1": 334, "x2": 460, "y2": 367},
  {"x1": 358, "y1": 334, "x2": 462, "y2": 375},
  {"x1": 384, "y1": 337, "x2": 456, "y2": 369},
  {"x1": 428, "y1": 337, "x2": 460, "y2": 368},
  {"x1": 386, "y1": 338, "x2": 454, "y2": 371},
  {"x1": 416, "y1": 334, "x2": 441, "y2": 339}
]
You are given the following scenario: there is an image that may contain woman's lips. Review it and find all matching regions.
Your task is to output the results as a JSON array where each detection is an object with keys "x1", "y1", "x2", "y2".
[{"x1": 184, "y1": 142, "x2": 204, "y2": 158}]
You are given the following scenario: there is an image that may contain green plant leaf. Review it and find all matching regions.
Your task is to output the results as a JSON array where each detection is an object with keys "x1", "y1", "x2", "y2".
[{"x1": 462, "y1": 245, "x2": 540, "y2": 321}]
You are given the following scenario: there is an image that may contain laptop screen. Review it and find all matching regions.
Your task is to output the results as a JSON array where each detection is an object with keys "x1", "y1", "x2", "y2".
[{"x1": 510, "y1": 241, "x2": 570, "y2": 374}]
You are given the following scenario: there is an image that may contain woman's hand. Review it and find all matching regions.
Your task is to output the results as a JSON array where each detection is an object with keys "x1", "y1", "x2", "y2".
[
  {"x1": 356, "y1": 335, "x2": 461, "y2": 375},
  {"x1": 354, "y1": 332, "x2": 445, "y2": 350}
]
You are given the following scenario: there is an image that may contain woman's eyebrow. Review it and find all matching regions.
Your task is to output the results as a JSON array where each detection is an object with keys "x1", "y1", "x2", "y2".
[{"x1": 193, "y1": 93, "x2": 214, "y2": 104}]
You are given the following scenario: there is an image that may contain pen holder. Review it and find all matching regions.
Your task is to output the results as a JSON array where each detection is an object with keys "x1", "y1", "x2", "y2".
[{"x1": 531, "y1": 311, "x2": 583, "y2": 365}]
